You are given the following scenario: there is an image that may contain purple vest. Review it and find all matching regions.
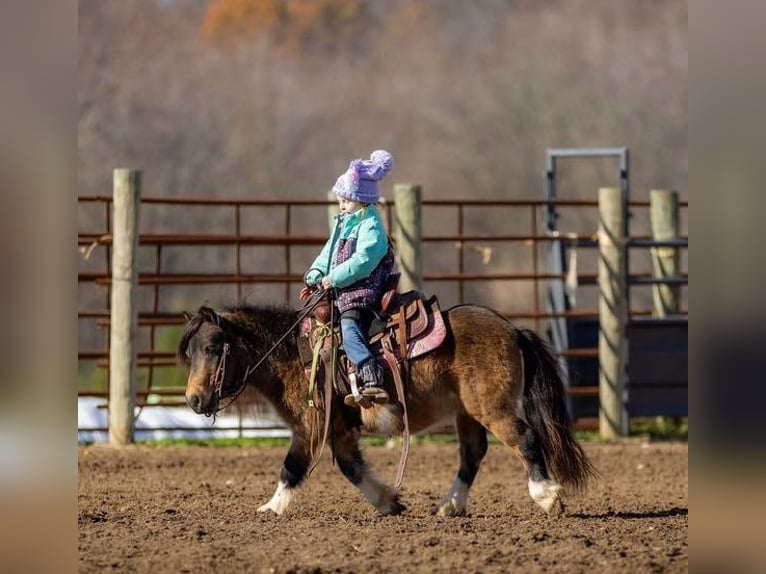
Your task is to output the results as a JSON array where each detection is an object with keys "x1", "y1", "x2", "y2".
[{"x1": 332, "y1": 237, "x2": 394, "y2": 313}]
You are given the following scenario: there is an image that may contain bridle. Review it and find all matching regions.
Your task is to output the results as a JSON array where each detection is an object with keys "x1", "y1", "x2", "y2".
[
  {"x1": 204, "y1": 288, "x2": 330, "y2": 418},
  {"x1": 207, "y1": 340, "x2": 242, "y2": 418}
]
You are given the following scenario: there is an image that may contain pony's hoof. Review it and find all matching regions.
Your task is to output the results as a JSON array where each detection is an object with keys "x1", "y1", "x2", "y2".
[
  {"x1": 529, "y1": 479, "x2": 563, "y2": 515},
  {"x1": 380, "y1": 499, "x2": 406, "y2": 516},
  {"x1": 545, "y1": 497, "x2": 566, "y2": 517},
  {"x1": 257, "y1": 504, "x2": 278, "y2": 515},
  {"x1": 432, "y1": 502, "x2": 467, "y2": 517}
]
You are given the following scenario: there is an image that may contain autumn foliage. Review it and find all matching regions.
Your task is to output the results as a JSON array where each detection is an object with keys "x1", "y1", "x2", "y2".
[{"x1": 201, "y1": 0, "x2": 369, "y2": 52}]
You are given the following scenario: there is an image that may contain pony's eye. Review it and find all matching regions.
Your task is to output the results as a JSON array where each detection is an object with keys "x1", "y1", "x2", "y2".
[{"x1": 204, "y1": 345, "x2": 220, "y2": 356}]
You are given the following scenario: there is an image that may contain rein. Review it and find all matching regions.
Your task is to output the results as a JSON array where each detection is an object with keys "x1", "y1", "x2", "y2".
[{"x1": 207, "y1": 289, "x2": 329, "y2": 418}]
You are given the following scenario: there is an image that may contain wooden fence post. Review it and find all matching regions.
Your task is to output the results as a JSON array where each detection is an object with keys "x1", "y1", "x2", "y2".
[
  {"x1": 109, "y1": 169, "x2": 141, "y2": 446},
  {"x1": 598, "y1": 187, "x2": 628, "y2": 438},
  {"x1": 394, "y1": 184, "x2": 423, "y2": 292},
  {"x1": 650, "y1": 189, "x2": 680, "y2": 317}
]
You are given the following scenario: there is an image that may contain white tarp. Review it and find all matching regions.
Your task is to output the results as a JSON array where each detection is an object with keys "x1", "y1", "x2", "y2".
[{"x1": 78, "y1": 397, "x2": 291, "y2": 443}]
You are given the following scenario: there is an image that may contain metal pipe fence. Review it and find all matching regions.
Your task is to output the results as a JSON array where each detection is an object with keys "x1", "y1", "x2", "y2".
[{"x1": 78, "y1": 195, "x2": 688, "y2": 433}]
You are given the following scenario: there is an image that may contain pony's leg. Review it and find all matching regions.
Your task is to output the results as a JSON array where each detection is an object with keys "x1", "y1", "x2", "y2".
[
  {"x1": 257, "y1": 436, "x2": 311, "y2": 515},
  {"x1": 434, "y1": 414, "x2": 488, "y2": 517},
  {"x1": 483, "y1": 418, "x2": 563, "y2": 515},
  {"x1": 332, "y1": 426, "x2": 405, "y2": 516},
  {"x1": 518, "y1": 422, "x2": 564, "y2": 515}
]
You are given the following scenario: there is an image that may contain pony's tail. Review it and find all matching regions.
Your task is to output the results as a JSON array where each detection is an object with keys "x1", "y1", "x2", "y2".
[{"x1": 517, "y1": 328, "x2": 598, "y2": 491}]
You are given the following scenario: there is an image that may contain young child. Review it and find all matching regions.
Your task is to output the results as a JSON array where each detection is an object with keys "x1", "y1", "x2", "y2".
[{"x1": 300, "y1": 150, "x2": 395, "y2": 404}]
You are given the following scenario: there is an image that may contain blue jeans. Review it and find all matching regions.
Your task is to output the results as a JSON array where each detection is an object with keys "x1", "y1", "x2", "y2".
[{"x1": 340, "y1": 317, "x2": 373, "y2": 368}]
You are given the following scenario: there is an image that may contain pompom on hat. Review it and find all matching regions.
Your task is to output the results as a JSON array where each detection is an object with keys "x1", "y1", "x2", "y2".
[{"x1": 332, "y1": 149, "x2": 394, "y2": 204}]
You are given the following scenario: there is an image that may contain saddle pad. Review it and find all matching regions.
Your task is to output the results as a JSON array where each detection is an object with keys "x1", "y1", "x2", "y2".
[
  {"x1": 370, "y1": 295, "x2": 446, "y2": 360},
  {"x1": 404, "y1": 297, "x2": 447, "y2": 359}
]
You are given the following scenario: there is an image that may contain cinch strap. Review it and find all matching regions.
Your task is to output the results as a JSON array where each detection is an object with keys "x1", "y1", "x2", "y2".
[{"x1": 307, "y1": 323, "x2": 332, "y2": 408}]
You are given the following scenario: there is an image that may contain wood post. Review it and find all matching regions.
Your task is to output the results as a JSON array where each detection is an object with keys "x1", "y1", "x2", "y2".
[
  {"x1": 598, "y1": 187, "x2": 628, "y2": 438},
  {"x1": 109, "y1": 169, "x2": 141, "y2": 446},
  {"x1": 650, "y1": 189, "x2": 680, "y2": 317},
  {"x1": 393, "y1": 184, "x2": 423, "y2": 292}
]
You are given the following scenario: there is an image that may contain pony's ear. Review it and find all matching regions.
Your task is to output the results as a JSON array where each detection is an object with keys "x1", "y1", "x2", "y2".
[
  {"x1": 182, "y1": 311, "x2": 193, "y2": 322},
  {"x1": 197, "y1": 306, "x2": 221, "y2": 326}
]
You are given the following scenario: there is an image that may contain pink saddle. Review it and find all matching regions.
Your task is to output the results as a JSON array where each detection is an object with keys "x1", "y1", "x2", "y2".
[{"x1": 297, "y1": 293, "x2": 447, "y2": 366}]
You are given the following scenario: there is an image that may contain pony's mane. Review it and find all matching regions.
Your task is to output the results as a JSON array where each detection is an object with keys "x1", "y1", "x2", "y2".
[{"x1": 177, "y1": 303, "x2": 299, "y2": 365}]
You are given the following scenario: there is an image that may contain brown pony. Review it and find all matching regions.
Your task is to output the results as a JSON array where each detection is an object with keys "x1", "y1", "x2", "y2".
[{"x1": 178, "y1": 302, "x2": 596, "y2": 517}]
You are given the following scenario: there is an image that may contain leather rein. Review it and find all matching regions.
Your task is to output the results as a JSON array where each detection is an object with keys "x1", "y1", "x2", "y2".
[{"x1": 206, "y1": 289, "x2": 329, "y2": 419}]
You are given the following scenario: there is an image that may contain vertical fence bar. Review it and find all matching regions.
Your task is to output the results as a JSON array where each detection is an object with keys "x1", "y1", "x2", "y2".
[
  {"x1": 235, "y1": 204, "x2": 242, "y2": 302},
  {"x1": 650, "y1": 189, "x2": 680, "y2": 317},
  {"x1": 530, "y1": 205, "x2": 541, "y2": 333},
  {"x1": 598, "y1": 187, "x2": 628, "y2": 439},
  {"x1": 146, "y1": 244, "x2": 162, "y2": 396},
  {"x1": 394, "y1": 184, "x2": 423, "y2": 292},
  {"x1": 457, "y1": 205, "x2": 464, "y2": 303},
  {"x1": 109, "y1": 169, "x2": 141, "y2": 446},
  {"x1": 285, "y1": 204, "x2": 292, "y2": 302},
  {"x1": 104, "y1": 200, "x2": 113, "y2": 391}
]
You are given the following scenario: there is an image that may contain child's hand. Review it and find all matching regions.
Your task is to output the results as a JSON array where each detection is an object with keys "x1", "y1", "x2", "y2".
[
  {"x1": 321, "y1": 276, "x2": 333, "y2": 289},
  {"x1": 298, "y1": 286, "x2": 313, "y2": 301}
]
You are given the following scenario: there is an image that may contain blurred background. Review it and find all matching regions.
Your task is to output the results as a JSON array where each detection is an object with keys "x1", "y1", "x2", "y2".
[{"x1": 78, "y1": 0, "x2": 687, "y2": 200}]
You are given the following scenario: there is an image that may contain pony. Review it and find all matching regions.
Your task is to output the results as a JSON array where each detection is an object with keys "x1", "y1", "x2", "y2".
[{"x1": 178, "y1": 302, "x2": 596, "y2": 516}]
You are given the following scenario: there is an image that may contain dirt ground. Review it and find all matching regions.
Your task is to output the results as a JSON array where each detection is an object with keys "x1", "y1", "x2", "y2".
[{"x1": 78, "y1": 440, "x2": 687, "y2": 573}]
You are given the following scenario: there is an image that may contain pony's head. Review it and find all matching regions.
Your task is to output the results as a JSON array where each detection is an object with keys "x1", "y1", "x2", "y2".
[{"x1": 178, "y1": 306, "x2": 250, "y2": 416}]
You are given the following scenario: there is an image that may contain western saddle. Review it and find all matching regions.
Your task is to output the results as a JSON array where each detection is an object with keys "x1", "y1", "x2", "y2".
[{"x1": 296, "y1": 273, "x2": 447, "y2": 488}]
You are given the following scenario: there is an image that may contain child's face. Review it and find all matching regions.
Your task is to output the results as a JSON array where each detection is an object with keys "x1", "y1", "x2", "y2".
[{"x1": 338, "y1": 196, "x2": 364, "y2": 214}]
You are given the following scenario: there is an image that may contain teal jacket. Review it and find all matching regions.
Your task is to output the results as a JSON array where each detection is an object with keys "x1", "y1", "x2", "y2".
[{"x1": 305, "y1": 206, "x2": 388, "y2": 288}]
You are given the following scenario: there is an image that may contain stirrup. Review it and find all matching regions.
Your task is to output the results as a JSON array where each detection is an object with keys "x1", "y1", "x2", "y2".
[
  {"x1": 343, "y1": 371, "x2": 374, "y2": 408},
  {"x1": 361, "y1": 385, "x2": 389, "y2": 404},
  {"x1": 343, "y1": 393, "x2": 374, "y2": 408}
]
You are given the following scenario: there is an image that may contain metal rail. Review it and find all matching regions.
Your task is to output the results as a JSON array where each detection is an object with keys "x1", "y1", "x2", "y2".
[{"x1": 78, "y1": 195, "x2": 688, "y2": 433}]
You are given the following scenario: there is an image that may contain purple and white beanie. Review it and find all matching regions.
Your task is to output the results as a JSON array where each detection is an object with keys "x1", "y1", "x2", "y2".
[{"x1": 332, "y1": 149, "x2": 394, "y2": 204}]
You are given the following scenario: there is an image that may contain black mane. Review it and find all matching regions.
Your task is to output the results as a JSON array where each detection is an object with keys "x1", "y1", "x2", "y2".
[{"x1": 177, "y1": 303, "x2": 299, "y2": 365}]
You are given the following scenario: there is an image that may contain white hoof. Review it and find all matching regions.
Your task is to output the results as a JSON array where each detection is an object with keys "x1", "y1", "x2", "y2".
[
  {"x1": 434, "y1": 500, "x2": 467, "y2": 517},
  {"x1": 258, "y1": 481, "x2": 295, "y2": 515},
  {"x1": 257, "y1": 502, "x2": 281, "y2": 515},
  {"x1": 434, "y1": 478, "x2": 469, "y2": 517},
  {"x1": 528, "y1": 478, "x2": 563, "y2": 514}
]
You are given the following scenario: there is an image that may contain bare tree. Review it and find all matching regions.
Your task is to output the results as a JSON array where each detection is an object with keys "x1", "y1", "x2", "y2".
[{"x1": 78, "y1": 0, "x2": 687, "y2": 326}]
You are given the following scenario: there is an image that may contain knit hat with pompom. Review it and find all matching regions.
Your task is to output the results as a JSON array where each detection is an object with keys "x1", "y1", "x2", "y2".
[{"x1": 332, "y1": 150, "x2": 394, "y2": 204}]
